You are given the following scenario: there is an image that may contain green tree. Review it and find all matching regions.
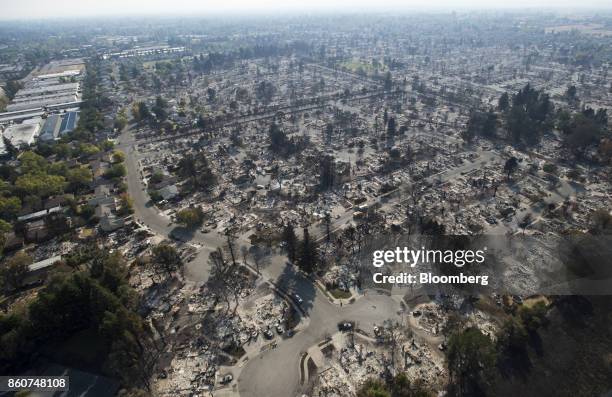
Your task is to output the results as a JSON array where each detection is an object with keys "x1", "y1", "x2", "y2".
[
  {"x1": 114, "y1": 113, "x2": 128, "y2": 131},
  {"x1": 389, "y1": 374, "x2": 434, "y2": 397},
  {"x1": 387, "y1": 116, "x2": 397, "y2": 138},
  {"x1": 149, "y1": 171, "x2": 164, "y2": 185},
  {"x1": 101, "y1": 140, "x2": 115, "y2": 151},
  {"x1": 542, "y1": 163, "x2": 557, "y2": 174},
  {"x1": 89, "y1": 251, "x2": 132, "y2": 295},
  {"x1": 177, "y1": 152, "x2": 216, "y2": 192},
  {"x1": 565, "y1": 85, "x2": 577, "y2": 101},
  {"x1": 447, "y1": 327, "x2": 496, "y2": 396},
  {"x1": 132, "y1": 101, "x2": 150, "y2": 122},
  {"x1": 518, "y1": 302, "x2": 549, "y2": 333},
  {"x1": 19, "y1": 151, "x2": 47, "y2": 174},
  {"x1": 0, "y1": 196, "x2": 21, "y2": 221},
  {"x1": 117, "y1": 194, "x2": 134, "y2": 216},
  {"x1": 498, "y1": 92, "x2": 509, "y2": 112},
  {"x1": 562, "y1": 112, "x2": 603, "y2": 157},
  {"x1": 358, "y1": 379, "x2": 391, "y2": 397},
  {"x1": 66, "y1": 167, "x2": 93, "y2": 193},
  {"x1": 20, "y1": 248, "x2": 154, "y2": 388},
  {"x1": 152, "y1": 243, "x2": 182, "y2": 275},
  {"x1": 319, "y1": 155, "x2": 335, "y2": 190},
  {"x1": 48, "y1": 161, "x2": 68, "y2": 177},
  {"x1": 282, "y1": 223, "x2": 298, "y2": 263},
  {"x1": 297, "y1": 228, "x2": 319, "y2": 274},
  {"x1": 152, "y1": 96, "x2": 168, "y2": 121},
  {"x1": 503, "y1": 157, "x2": 519, "y2": 180},
  {"x1": 175, "y1": 206, "x2": 204, "y2": 228},
  {"x1": 556, "y1": 109, "x2": 572, "y2": 132},
  {"x1": 0, "y1": 311, "x2": 29, "y2": 366},
  {"x1": 148, "y1": 190, "x2": 162, "y2": 203},
  {"x1": 77, "y1": 143, "x2": 100, "y2": 157},
  {"x1": 0, "y1": 252, "x2": 32, "y2": 292},
  {"x1": 505, "y1": 84, "x2": 552, "y2": 145},
  {"x1": 463, "y1": 110, "x2": 497, "y2": 143},
  {"x1": 112, "y1": 150, "x2": 126, "y2": 163},
  {"x1": 104, "y1": 164, "x2": 127, "y2": 180},
  {"x1": 0, "y1": 219, "x2": 11, "y2": 254},
  {"x1": 497, "y1": 316, "x2": 528, "y2": 355},
  {"x1": 53, "y1": 143, "x2": 73, "y2": 159},
  {"x1": 15, "y1": 174, "x2": 66, "y2": 198},
  {"x1": 4, "y1": 80, "x2": 23, "y2": 100},
  {"x1": 268, "y1": 122, "x2": 288, "y2": 152}
]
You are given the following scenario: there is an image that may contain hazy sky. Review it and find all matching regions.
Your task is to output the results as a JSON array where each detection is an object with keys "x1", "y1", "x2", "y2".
[{"x1": 2, "y1": 0, "x2": 611, "y2": 20}]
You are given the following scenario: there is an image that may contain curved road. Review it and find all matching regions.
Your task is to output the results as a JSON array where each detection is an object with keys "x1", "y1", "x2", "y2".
[
  {"x1": 238, "y1": 291, "x2": 404, "y2": 397},
  {"x1": 118, "y1": 128, "x2": 503, "y2": 397},
  {"x1": 119, "y1": 128, "x2": 227, "y2": 282}
]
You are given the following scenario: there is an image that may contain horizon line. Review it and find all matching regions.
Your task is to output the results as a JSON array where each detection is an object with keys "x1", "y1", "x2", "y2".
[{"x1": 2, "y1": 6, "x2": 612, "y2": 22}]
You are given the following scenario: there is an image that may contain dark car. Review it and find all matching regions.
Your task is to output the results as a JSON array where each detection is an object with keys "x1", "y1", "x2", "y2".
[
  {"x1": 263, "y1": 328, "x2": 274, "y2": 339},
  {"x1": 338, "y1": 321, "x2": 354, "y2": 331}
]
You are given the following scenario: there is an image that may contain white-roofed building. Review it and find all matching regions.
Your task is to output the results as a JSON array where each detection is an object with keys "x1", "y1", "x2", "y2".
[
  {"x1": 28, "y1": 255, "x2": 62, "y2": 273},
  {"x1": 3, "y1": 118, "x2": 42, "y2": 147}
]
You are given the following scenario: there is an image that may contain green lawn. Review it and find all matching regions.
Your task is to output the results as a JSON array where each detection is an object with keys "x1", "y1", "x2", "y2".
[{"x1": 328, "y1": 288, "x2": 352, "y2": 299}]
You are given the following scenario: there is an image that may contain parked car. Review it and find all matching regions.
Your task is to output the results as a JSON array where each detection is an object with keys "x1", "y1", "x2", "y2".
[
  {"x1": 338, "y1": 321, "x2": 354, "y2": 331},
  {"x1": 263, "y1": 328, "x2": 274, "y2": 339}
]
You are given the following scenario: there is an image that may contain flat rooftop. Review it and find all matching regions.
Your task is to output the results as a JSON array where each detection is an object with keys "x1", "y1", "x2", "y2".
[
  {"x1": 6, "y1": 94, "x2": 79, "y2": 112},
  {"x1": 15, "y1": 82, "x2": 79, "y2": 98},
  {"x1": 3, "y1": 120, "x2": 41, "y2": 146}
]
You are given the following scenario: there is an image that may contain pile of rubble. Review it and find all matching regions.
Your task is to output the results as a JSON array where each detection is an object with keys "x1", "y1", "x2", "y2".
[
  {"x1": 401, "y1": 338, "x2": 447, "y2": 387},
  {"x1": 413, "y1": 303, "x2": 448, "y2": 335},
  {"x1": 153, "y1": 337, "x2": 218, "y2": 396},
  {"x1": 31, "y1": 238, "x2": 78, "y2": 261},
  {"x1": 321, "y1": 264, "x2": 357, "y2": 292},
  {"x1": 245, "y1": 293, "x2": 288, "y2": 326},
  {"x1": 313, "y1": 341, "x2": 385, "y2": 397},
  {"x1": 464, "y1": 310, "x2": 499, "y2": 340}
]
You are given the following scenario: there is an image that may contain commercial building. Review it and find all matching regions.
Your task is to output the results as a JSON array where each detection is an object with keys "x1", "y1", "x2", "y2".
[
  {"x1": 2, "y1": 118, "x2": 42, "y2": 147},
  {"x1": 0, "y1": 58, "x2": 84, "y2": 153},
  {"x1": 40, "y1": 114, "x2": 62, "y2": 141},
  {"x1": 0, "y1": 58, "x2": 84, "y2": 118},
  {"x1": 102, "y1": 45, "x2": 186, "y2": 60},
  {"x1": 59, "y1": 111, "x2": 79, "y2": 135}
]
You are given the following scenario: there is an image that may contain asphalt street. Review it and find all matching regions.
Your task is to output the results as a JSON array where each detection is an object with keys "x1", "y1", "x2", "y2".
[{"x1": 237, "y1": 290, "x2": 404, "y2": 397}]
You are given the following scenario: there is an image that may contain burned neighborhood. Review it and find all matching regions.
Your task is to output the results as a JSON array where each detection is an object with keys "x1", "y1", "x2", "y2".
[{"x1": 0, "y1": 3, "x2": 611, "y2": 397}]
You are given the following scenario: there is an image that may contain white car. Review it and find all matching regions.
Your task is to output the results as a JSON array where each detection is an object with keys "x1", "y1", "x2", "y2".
[{"x1": 220, "y1": 374, "x2": 233, "y2": 384}]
